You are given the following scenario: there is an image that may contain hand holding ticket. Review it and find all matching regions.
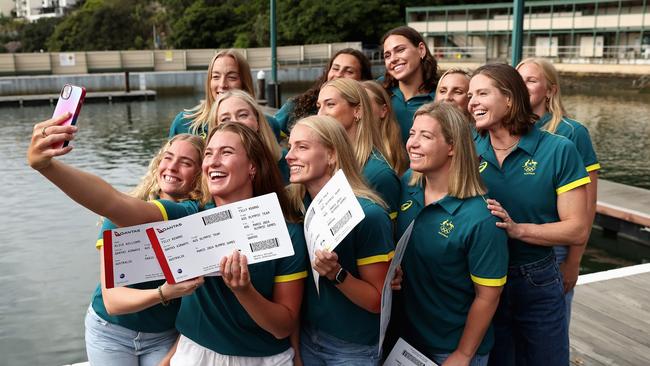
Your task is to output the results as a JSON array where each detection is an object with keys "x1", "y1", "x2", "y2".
[
  {"x1": 304, "y1": 170, "x2": 365, "y2": 293},
  {"x1": 148, "y1": 193, "x2": 294, "y2": 284}
]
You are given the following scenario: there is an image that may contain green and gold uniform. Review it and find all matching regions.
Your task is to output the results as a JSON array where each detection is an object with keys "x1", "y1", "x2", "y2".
[
  {"x1": 92, "y1": 199, "x2": 201, "y2": 332},
  {"x1": 363, "y1": 149, "x2": 400, "y2": 220},
  {"x1": 302, "y1": 196, "x2": 394, "y2": 346},
  {"x1": 396, "y1": 171, "x2": 508, "y2": 356},
  {"x1": 175, "y1": 222, "x2": 308, "y2": 357},
  {"x1": 475, "y1": 126, "x2": 590, "y2": 266},
  {"x1": 536, "y1": 113, "x2": 600, "y2": 173},
  {"x1": 388, "y1": 86, "x2": 436, "y2": 146}
]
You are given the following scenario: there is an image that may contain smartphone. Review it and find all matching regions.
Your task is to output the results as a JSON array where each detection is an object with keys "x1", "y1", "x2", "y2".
[{"x1": 52, "y1": 84, "x2": 86, "y2": 149}]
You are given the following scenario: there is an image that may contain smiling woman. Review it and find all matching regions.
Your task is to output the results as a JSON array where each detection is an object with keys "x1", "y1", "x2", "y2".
[{"x1": 381, "y1": 26, "x2": 439, "y2": 145}]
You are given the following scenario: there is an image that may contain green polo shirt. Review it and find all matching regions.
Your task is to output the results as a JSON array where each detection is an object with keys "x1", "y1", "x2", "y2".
[
  {"x1": 396, "y1": 171, "x2": 508, "y2": 356},
  {"x1": 169, "y1": 111, "x2": 208, "y2": 139},
  {"x1": 536, "y1": 113, "x2": 600, "y2": 172},
  {"x1": 475, "y1": 127, "x2": 590, "y2": 266},
  {"x1": 388, "y1": 86, "x2": 436, "y2": 145},
  {"x1": 302, "y1": 195, "x2": 394, "y2": 346},
  {"x1": 363, "y1": 149, "x2": 400, "y2": 220},
  {"x1": 175, "y1": 222, "x2": 308, "y2": 357},
  {"x1": 92, "y1": 199, "x2": 200, "y2": 332}
]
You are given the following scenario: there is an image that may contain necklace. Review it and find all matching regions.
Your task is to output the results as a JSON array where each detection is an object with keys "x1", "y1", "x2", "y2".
[{"x1": 492, "y1": 137, "x2": 520, "y2": 151}]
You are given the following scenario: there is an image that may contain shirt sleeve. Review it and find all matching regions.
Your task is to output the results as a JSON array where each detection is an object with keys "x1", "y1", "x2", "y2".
[
  {"x1": 354, "y1": 202, "x2": 395, "y2": 266},
  {"x1": 572, "y1": 123, "x2": 600, "y2": 172},
  {"x1": 95, "y1": 218, "x2": 117, "y2": 250},
  {"x1": 467, "y1": 215, "x2": 508, "y2": 286},
  {"x1": 366, "y1": 165, "x2": 401, "y2": 220},
  {"x1": 150, "y1": 199, "x2": 200, "y2": 221},
  {"x1": 274, "y1": 222, "x2": 309, "y2": 283},
  {"x1": 168, "y1": 111, "x2": 187, "y2": 138},
  {"x1": 264, "y1": 114, "x2": 285, "y2": 142},
  {"x1": 555, "y1": 139, "x2": 591, "y2": 195}
]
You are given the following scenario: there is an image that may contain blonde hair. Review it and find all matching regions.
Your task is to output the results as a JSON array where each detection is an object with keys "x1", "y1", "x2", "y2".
[
  {"x1": 436, "y1": 67, "x2": 471, "y2": 94},
  {"x1": 207, "y1": 89, "x2": 282, "y2": 162},
  {"x1": 130, "y1": 134, "x2": 210, "y2": 206},
  {"x1": 321, "y1": 78, "x2": 386, "y2": 168},
  {"x1": 186, "y1": 49, "x2": 255, "y2": 136},
  {"x1": 516, "y1": 57, "x2": 566, "y2": 133},
  {"x1": 286, "y1": 116, "x2": 387, "y2": 213},
  {"x1": 361, "y1": 80, "x2": 409, "y2": 176},
  {"x1": 409, "y1": 102, "x2": 486, "y2": 199}
]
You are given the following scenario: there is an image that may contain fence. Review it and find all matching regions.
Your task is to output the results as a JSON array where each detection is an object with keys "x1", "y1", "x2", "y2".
[{"x1": 0, "y1": 42, "x2": 362, "y2": 76}]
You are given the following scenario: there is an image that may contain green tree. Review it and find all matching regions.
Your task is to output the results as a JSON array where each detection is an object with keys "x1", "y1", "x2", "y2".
[
  {"x1": 169, "y1": 0, "x2": 240, "y2": 49},
  {"x1": 21, "y1": 17, "x2": 63, "y2": 52},
  {"x1": 47, "y1": 0, "x2": 157, "y2": 51}
]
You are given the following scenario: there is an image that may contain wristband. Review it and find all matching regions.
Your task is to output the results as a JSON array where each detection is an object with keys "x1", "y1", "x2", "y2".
[{"x1": 157, "y1": 285, "x2": 170, "y2": 306}]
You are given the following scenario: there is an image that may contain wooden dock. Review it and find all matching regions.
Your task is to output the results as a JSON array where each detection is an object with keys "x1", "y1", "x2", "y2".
[
  {"x1": 0, "y1": 90, "x2": 156, "y2": 107},
  {"x1": 570, "y1": 263, "x2": 650, "y2": 365},
  {"x1": 596, "y1": 179, "x2": 650, "y2": 244}
]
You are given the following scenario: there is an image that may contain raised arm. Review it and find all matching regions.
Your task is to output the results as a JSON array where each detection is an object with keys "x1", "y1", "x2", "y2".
[{"x1": 27, "y1": 115, "x2": 164, "y2": 226}]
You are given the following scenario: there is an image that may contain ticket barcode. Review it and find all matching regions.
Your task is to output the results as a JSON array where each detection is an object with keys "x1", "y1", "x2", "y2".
[
  {"x1": 401, "y1": 349, "x2": 425, "y2": 366},
  {"x1": 202, "y1": 210, "x2": 232, "y2": 225},
  {"x1": 250, "y1": 237, "x2": 279, "y2": 252},
  {"x1": 329, "y1": 210, "x2": 352, "y2": 236}
]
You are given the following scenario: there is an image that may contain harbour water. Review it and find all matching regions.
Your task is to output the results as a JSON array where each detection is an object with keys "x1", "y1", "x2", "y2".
[{"x1": 1, "y1": 91, "x2": 649, "y2": 366}]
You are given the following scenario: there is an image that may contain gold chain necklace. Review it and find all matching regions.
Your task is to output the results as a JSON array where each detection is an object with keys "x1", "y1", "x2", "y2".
[{"x1": 492, "y1": 137, "x2": 520, "y2": 151}]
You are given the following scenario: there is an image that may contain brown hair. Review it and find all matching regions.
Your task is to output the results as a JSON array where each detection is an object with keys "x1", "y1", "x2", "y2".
[
  {"x1": 381, "y1": 26, "x2": 438, "y2": 94},
  {"x1": 206, "y1": 123, "x2": 300, "y2": 223},
  {"x1": 289, "y1": 48, "x2": 372, "y2": 129},
  {"x1": 472, "y1": 63, "x2": 537, "y2": 136},
  {"x1": 409, "y1": 102, "x2": 486, "y2": 199}
]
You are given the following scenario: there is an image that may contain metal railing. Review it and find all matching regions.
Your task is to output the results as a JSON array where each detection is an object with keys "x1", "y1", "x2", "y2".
[{"x1": 0, "y1": 42, "x2": 362, "y2": 76}]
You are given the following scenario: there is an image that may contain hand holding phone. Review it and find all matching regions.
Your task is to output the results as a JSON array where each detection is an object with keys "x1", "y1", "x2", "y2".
[{"x1": 51, "y1": 84, "x2": 85, "y2": 149}]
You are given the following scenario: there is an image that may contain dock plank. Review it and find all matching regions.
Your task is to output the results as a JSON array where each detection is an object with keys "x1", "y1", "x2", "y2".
[
  {"x1": 597, "y1": 180, "x2": 650, "y2": 227},
  {"x1": 570, "y1": 269, "x2": 650, "y2": 365}
]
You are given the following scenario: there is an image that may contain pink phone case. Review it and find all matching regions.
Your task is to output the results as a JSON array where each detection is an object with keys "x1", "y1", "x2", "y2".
[{"x1": 52, "y1": 84, "x2": 86, "y2": 149}]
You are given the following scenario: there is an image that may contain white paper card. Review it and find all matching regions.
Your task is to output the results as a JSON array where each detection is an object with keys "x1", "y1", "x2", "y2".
[
  {"x1": 103, "y1": 222, "x2": 164, "y2": 288},
  {"x1": 303, "y1": 169, "x2": 365, "y2": 293},
  {"x1": 383, "y1": 338, "x2": 438, "y2": 366},
  {"x1": 148, "y1": 193, "x2": 294, "y2": 283},
  {"x1": 378, "y1": 220, "x2": 415, "y2": 355}
]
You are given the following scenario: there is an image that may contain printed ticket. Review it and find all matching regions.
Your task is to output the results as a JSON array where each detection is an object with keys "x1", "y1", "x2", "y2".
[
  {"x1": 383, "y1": 338, "x2": 438, "y2": 366},
  {"x1": 147, "y1": 193, "x2": 294, "y2": 284},
  {"x1": 304, "y1": 169, "x2": 365, "y2": 293},
  {"x1": 103, "y1": 222, "x2": 165, "y2": 288},
  {"x1": 378, "y1": 220, "x2": 414, "y2": 356}
]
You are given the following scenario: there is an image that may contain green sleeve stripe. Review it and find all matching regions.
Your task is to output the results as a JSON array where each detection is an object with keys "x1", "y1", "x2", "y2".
[
  {"x1": 389, "y1": 211, "x2": 398, "y2": 220},
  {"x1": 556, "y1": 176, "x2": 591, "y2": 195},
  {"x1": 96, "y1": 239, "x2": 103, "y2": 250},
  {"x1": 357, "y1": 251, "x2": 395, "y2": 266},
  {"x1": 586, "y1": 163, "x2": 601, "y2": 172},
  {"x1": 471, "y1": 274, "x2": 507, "y2": 287},
  {"x1": 274, "y1": 271, "x2": 308, "y2": 283},
  {"x1": 151, "y1": 200, "x2": 169, "y2": 221}
]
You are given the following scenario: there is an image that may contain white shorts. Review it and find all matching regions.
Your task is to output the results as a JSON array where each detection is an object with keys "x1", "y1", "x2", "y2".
[{"x1": 170, "y1": 334, "x2": 294, "y2": 366}]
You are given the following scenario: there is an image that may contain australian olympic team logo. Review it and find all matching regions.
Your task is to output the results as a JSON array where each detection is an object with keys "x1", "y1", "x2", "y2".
[
  {"x1": 523, "y1": 159, "x2": 538, "y2": 175},
  {"x1": 401, "y1": 200, "x2": 413, "y2": 211},
  {"x1": 438, "y1": 219, "x2": 454, "y2": 238},
  {"x1": 479, "y1": 161, "x2": 488, "y2": 173}
]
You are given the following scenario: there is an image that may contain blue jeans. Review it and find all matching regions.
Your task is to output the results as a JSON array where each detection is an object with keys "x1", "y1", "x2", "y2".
[
  {"x1": 488, "y1": 254, "x2": 568, "y2": 366},
  {"x1": 553, "y1": 245, "x2": 575, "y2": 328},
  {"x1": 300, "y1": 325, "x2": 380, "y2": 366},
  {"x1": 85, "y1": 306, "x2": 178, "y2": 366},
  {"x1": 432, "y1": 353, "x2": 488, "y2": 366}
]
